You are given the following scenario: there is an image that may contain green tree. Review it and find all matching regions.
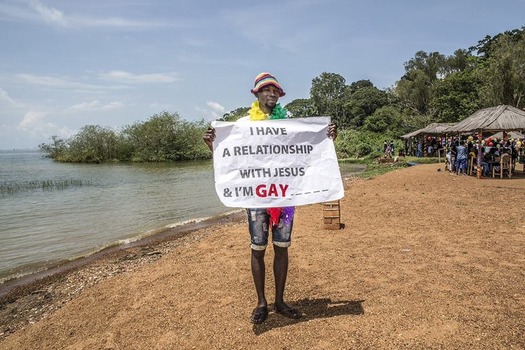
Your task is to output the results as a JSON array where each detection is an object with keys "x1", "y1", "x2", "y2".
[
  {"x1": 469, "y1": 27, "x2": 525, "y2": 59},
  {"x1": 404, "y1": 51, "x2": 446, "y2": 79},
  {"x1": 220, "y1": 106, "x2": 250, "y2": 121},
  {"x1": 476, "y1": 30, "x2": 525, "y2": 108},
  {"x1": 395, "y1": 51, "x2": 454, "y2": 115},
  {"x1": 310, "y1": 72, "x2": 346, "y2": 119},
  {"x1": 443, "y1": 49, "x2": 471, "y2": 75},
  {"x1": 362, "y1": 105, "x2": 403, "y2": 134},
  {"x1": 122, "y1": 111, "x2": 182, "y2": 162},
  {"x1": 38, "y1": 135, "x2": 66, "y2": 159},
  {"x1": 334, "y1": 129, "x2": 386, "y2": 158},
  {"x1": 396, "y1": 64, "x2": 434, "y2": 115},
  {"x1": 170, "y1": 120, "x2": 210, "y2": 160},
  {"x1": 64, "y1": 125, "x2": 119, "y2": 162},
  {"x1": 39, "y1": 112, "x2": 214, "y2": 162},
  {"x1": 285, "y1": 98, "x2": 315, "y2": 118},
  {"x1": 430, "y1": 71, "x2": 481, "y2": 122},
  {"x1": 343, "y1": 85, "x2": 389, "y2": 128},
  {"x1": 348, "y1": 79, "x2": 374, "y2": 94}
]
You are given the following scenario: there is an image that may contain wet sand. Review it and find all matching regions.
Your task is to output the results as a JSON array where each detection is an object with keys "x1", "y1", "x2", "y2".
[{"x1": 1, "y1": 163, "x2": 525, "y2": 349}]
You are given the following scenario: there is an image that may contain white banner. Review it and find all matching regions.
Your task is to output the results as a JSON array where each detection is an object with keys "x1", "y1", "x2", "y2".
[{"x1": 211, "y1": 116, "x2": 344, "y2": 208}]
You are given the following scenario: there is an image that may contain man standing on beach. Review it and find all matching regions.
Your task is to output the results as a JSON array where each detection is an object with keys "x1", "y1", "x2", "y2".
[{"x1": 203, "y1": 72, "x2": 337, "y2": 324}]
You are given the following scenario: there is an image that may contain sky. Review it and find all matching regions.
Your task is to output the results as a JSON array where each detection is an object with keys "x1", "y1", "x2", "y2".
[{"x1": 1, "y1": 0, "x2": 525, "y2": 149}]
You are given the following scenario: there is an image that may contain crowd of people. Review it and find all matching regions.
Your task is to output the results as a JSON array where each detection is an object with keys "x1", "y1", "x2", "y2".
[
  {"x1": 444, "y1": 136, "x2": 524, "y2": 177},
  {"x1": 403, "y1": 137, "x2": 446, "y2": 158},
  {"x1": 401, "y1": 134, "x2": 524, "y2": 177}
]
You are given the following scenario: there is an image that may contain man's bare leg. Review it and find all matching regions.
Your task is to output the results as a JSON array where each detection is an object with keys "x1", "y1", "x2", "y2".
[
  {"x1": 273, "y1": 245, "x2": 301, "y2": 319},
  {"x1": 250, "y1": 249, "x2": 268, "y2": 324}
]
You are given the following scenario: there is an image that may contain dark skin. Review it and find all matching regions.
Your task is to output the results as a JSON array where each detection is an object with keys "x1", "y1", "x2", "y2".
[{"x1": 203, "y1": 84, "x2": 337, "y2": 323}]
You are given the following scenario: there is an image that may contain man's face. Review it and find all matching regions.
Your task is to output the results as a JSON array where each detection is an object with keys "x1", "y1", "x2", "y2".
[{"x1": 257, "y1": 85, "x2": 280, "y2": 112}]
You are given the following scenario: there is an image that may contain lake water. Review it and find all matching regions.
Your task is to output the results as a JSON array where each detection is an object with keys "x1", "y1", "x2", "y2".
[{"x1": 0, "y1": 150, "x2": 365, "y2": 283}]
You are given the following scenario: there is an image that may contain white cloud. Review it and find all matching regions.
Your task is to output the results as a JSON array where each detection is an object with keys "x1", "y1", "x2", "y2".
[
  {"x1": 100, "y1": 101, "x2": 123, "y2": 111},
  {"x1": 16, "y1": 73, "x2": 69, "y2": 87},
  {"x1": 19, "y1": 110, "x2": 46, "y2": 129},
  {"x1": 16, "y1": 71, "x2": 177, "y2": 91},
  {"x1": 74, "y1": 16, "x2": 173, "y2": 29},
  {"x1": 207, "y1": 101, "x2": 225, "y2": 114},
  {"x1": 99, "y1": 70, "x2": 180, "y2": 84},
  {"x1": 31, "y1": 0, "x2": 68, "y2": 27},
  {"x1": 15, "y1": 110, "x2": 75, "y2": 144},
  {"x1": 0, "y1": 88, "x2": 16, "y2": 105},
  {"x1": 66, "y1": 100, "x2": 123, "y2": 112},
  {"x1": 31, "y1": 123, "x2": 76, "y2": 145},
  {"x1": 66, "y1": 100, "x2": 98, "y2": 112},
  {"x1": 195, "y1": 101, "x2": 226, "y2": 121},
  {"x1": 15, "y1": 73, "x2": 112, "y2": 92},
  {"x1": 1, "y1": 1, "x2": 174, "y2": 29}
]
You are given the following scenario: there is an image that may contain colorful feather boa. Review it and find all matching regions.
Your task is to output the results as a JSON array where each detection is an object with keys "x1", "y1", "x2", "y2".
[{"x1": 248, "y1": 100, "x2": 287, "y2": 121}]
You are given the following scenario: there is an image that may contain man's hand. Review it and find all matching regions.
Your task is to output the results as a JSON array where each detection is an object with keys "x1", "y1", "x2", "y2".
[
  {"x1": 327, "y1": 123, "x2": 337, "y2": 140},
  {"x1": 203, "y1": 127, "x2": 215, "y2": 151}
]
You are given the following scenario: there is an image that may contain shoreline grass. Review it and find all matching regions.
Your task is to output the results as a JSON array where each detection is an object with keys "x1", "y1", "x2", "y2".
[{"x1": 0, "y1": 179, "x2": 93, "y2": 195}]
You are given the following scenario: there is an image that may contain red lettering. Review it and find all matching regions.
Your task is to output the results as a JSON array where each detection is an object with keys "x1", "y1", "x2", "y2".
[
  {"x1": 267, "y1": 184, "x2": 278, "y2": 196},
  {"x1": 255, "y1": 183, "x2": 289, "y2": 198},
  {"x1": 256, "y1": 184, "x2": 266, "y2": 197},
  {"x1": 279, "y1": 184, "x2": 288, "y2": 197}
]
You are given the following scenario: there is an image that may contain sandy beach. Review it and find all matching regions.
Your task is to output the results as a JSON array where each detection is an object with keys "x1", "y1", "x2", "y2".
[{"x1": 1, "y1": 163, "x2": 524, "y2": 349}]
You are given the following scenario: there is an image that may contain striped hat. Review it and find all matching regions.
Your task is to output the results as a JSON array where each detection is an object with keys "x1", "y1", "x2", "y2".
[{"x1": 250, "y1": 72, "x2": 285, "y2": 97}]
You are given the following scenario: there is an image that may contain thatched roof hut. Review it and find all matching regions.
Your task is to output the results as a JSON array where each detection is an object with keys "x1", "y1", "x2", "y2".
[
  {"x1": 401, "y1": 123, "x2": 456, "y2": 139},
  {"x1": 444, "y1": 105, "x2": 525, "y2": 133}
]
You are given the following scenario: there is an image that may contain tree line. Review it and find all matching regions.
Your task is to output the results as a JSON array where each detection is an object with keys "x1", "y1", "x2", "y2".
[
  {"x1": 39, "y1": 112, "x2": 210, "y2": 163},
  {"x1": 41, "y1": 26, "x2": 525, "y2": 162}
]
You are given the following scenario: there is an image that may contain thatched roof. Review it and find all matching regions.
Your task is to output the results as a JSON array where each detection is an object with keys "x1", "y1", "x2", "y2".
[
  {"x1": 489, "y1": 131, "x2": 525, "y2": 140},
  {"x1": 444, "y1": 105, "x2": 525, "y2": 133},
  {"x1": 401, "y1": 123, "x2": 456, "y2": 139}
]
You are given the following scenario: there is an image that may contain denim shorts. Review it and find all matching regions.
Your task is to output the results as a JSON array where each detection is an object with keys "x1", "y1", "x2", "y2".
[{"x1": 246, "y1": 208, "x2": 293, "y2": 250}]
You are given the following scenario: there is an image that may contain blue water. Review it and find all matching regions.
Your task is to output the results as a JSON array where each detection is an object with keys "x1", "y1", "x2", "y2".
[{"x1": 0, "y1": 150, "x2": 364, "y2": 283}]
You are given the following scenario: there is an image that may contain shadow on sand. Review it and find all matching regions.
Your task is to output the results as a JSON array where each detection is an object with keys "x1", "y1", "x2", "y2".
[{"x1": 252, "y1": 297, "x2": 365, "y2": 335}]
